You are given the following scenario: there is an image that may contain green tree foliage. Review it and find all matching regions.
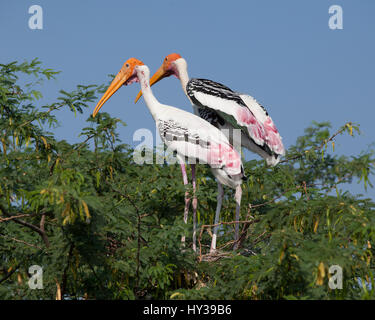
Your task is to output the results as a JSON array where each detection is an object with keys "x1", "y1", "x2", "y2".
[{"x1": 1, "y1": 59, "x2": 374, "y2": 300}]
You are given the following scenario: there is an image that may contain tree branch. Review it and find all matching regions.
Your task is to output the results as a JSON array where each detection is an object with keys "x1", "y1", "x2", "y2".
[
  {"x1": 280, "y1": 122, "x2": 352, "y2": 164},
  {"x1": 0, "y1": 204, "x2": 50, "y2": 248},
  {"x1": 0, "y1": 233, "x2": 42, "y2": 250},
  {"x1": 0, "y1": 213, "x2": 31, "y2": 222},
  {"x1": 0, "y1": 263, "x2": 21, "y2": 285}
]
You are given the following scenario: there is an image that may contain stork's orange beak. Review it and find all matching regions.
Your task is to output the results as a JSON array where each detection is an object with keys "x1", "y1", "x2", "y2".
[
  {"x1": 134, "y1": 65, "x2": 167, "y2": 104},
  {"x1": 93, "y1": 58, "x2": 144, "y2": 118},
  {"x1": 134, "y1": 53, "x2": 182, "y2": 104}
]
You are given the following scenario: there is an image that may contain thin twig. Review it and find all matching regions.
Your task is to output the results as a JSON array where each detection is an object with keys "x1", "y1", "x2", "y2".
[
  {"x1": 280, "y1": 122, "x2": 351, "y2": 164},
  {"x1": 19, "y1": 103, "x2": 65, "y2": 129},
  {"x1": 0, "y1": 214, "x2": 31, "y2": 222},
  {"x1": 0, "y1": 233, "x2": 42, "y2": 250},
  {"x1": 0, "y1": 263, "x2": 21, "y2": 285}
]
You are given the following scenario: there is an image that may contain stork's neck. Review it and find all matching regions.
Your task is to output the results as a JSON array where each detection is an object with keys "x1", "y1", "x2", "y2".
[
  {"x1": 175, "y1": 58, "x2": 198, "y2": 115},
  {"x1": 178, "y1": 67, "x2": 189, "y2": 96},
  {"x1": 175, "y1": 58, "x2": 190, "y2": 97},
  {"x1": 137, "y1": 66, "x2": 161, "y2": 120}
]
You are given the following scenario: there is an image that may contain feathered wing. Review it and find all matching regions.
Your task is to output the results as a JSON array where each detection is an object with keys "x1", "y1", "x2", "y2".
[
  {"x1": 239, "y1": 94, "x2": 285, "y2": 157},
  {"x1": 186, "y1": 78, "x2": 285, "y2": 161},
  {"x1": 156, "y1": 111, "x2": 244, "y2": 179}
]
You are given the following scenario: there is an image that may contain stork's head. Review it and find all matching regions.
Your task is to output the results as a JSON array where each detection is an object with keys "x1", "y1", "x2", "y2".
[
  {"x1": 92, "y1": 57, "x2": 144, "y2": 118},
  {"x1": 134, "y1": 53, "x2": 185, "y2": 103}
]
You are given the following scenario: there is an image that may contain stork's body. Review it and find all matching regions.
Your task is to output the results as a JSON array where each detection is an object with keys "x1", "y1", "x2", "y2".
[
  {"x1": 93, "y1": 58, "x2": 245, "y2": 253},
  {"x1": 186, "y1": 77, "x2": 285, "y2": 165},
  {"x1": 137, "y1": 54, "x2": 285, "y2": 252}
]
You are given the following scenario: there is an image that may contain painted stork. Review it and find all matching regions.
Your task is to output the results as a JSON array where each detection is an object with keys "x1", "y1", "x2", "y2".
[
  {"x1": 135, "y1": 53, "x2": 285, "y2": 252},
  {"x1": 92, "y1": 58, "x2": 246, "y2": 253}
]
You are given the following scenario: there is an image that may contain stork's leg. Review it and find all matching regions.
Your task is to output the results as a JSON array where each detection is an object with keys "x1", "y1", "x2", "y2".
[
  {"x1": 180, "y1": 163, "x2": 191, "y2": 246},
  {"x1": 191, "y1": 164, "x2": 198, "y2": 252},
  {"x1": 233, "y1": 185, "x2": 242, "y2": 250},
  {"x1": 210, "y1": 182, "x2": 224, "y2": 254}
]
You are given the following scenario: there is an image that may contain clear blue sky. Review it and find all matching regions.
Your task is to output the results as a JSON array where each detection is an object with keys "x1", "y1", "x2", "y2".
[{"x1": 1, "y1": 0, "x2": 374, "y2": 197}]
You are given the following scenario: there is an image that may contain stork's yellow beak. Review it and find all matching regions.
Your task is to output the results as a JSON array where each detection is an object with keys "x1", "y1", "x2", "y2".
[
  {"x1": 93, "y1": 58, "x2": 144, "y2": 117},
  {"x1": 134, "y1": 65, "x2": 166, "y2": 104}
]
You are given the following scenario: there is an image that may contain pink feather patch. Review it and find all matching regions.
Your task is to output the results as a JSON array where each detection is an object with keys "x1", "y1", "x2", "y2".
[
  {"x1": 263, "y1": 118, "x2": 285, "y2": 154},
  {"x1": 207, "y1": 142, "x2": 242, "y2": 174},
  {"x1": 236, "y1": 108, "x2": 266, "y2": 144}
]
